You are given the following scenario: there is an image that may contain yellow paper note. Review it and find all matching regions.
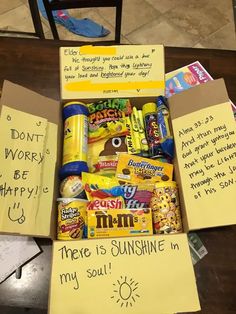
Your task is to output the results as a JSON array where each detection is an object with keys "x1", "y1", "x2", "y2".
[
  {"x1": 0, "y1": 106, "x2": 54, "y2": 235},
  {"x1": 60, "y1": 45, "x2": 164, "y2": 99},
  {"x1": 35, "y1": 122, "x2": 58, "y2": 236},
  {"x1": 172, "y1": 102, "x2": 236, "y2": 230},
  {"x1": 49, "y1": 234, "x2": 200, "y2": 314}
]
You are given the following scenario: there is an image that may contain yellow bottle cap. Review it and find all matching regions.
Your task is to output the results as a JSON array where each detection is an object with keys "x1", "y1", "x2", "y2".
[{"x1": 142, "y1": 102, "x2": 157, "y2": 117}]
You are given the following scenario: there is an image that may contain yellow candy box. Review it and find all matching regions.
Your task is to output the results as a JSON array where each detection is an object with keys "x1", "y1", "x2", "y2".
[
  {"x1": 116, "y1": 154, "x2": 173, "y2": 184},
  {"x1": 87, "y1": 208, "x2": 153, "y2": 238}
]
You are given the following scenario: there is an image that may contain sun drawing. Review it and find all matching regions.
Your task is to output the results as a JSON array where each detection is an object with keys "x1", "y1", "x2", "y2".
[{"x1": 111, "y1": 275, "x2": 140, "y2": 308}]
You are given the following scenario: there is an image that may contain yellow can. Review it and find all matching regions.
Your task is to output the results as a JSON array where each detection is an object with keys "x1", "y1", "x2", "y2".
[
  {"x1": 57, "y1": 198, "x2": 88, "y2": 240},
  {"x1": 150, "y1": 181, "x2": 183, "y2": 234},
  {"x1": 59, "y1": 101, "x2": 89, "y2": 179}
]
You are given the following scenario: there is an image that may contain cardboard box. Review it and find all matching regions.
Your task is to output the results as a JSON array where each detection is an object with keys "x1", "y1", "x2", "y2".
[
  {"x1": 1, "y1": 45, "x2": 236, "y2": 313},
  {"x1": 49, "y1": 45, "x2": 236, "y2": 314}
]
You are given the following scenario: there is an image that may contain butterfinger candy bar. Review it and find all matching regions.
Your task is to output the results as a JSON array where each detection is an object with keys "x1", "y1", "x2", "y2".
[{"x1": 116, "y1": 154, "x2": 173, "y2": 184}]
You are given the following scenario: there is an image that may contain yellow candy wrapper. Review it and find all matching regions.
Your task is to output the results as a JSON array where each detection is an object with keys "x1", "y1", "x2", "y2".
[
  {"x1": 88, "y1": 155, "x2": 119, "y2": 178},
  {"x1": 87, "y1": 208, "x2": 153, "y2": 238},
  {"x1": 82, "y1": 173, "x2": 155, "y2": 211},
  {"x1": 116, "y1": 153, "x2": 173, "y2": 184},
  {"x1": 82, "y1": 173, "x2": 125, "y2": 210},
  {"x1": 88, "y1": 99, "x2": 132, "y2": 143}
]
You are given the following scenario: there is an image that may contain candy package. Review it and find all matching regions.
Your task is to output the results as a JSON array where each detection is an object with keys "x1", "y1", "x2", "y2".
[
  {"x1": 150, "y1": 181, "x2": 182, "y2": 234},
  {"x1": 82, "y1": 172, "x2": 155, "y2": 210},
  {"x1": 116, "y1": 153, "x2": 173, "y2": 184},
  {"x1": 87, "y1": 208, "x2": 153, "y2": 238},
  {"x1": 87, "y1": 155, "x2": 119, "y2": 178},
  {"x1": 57, "y1": 198, "x2": 88, "y2": 240},
  {"x1": 87, "y1": 135, "x2": 128, "y2": 176},
  {"x1": 82, "y1": 173, "x2": 125, "y2": 210},
  {"x1": 121, "y1": 183, "x2": 154, "y2": 209},
  {"x1": 88, "y1": 99, "x2": 132, "y2": 143}
]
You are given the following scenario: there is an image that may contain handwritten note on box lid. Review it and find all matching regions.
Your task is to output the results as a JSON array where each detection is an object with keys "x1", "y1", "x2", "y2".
[
  {"x1": 0, "y1": 81, "x2": 59, "y2": 237},
  {"x1": 49, "y1": 234, "x2": 200, "y2": 314},
  {"x1": 169, "y1": 79, "x2": 236, "y2": 230},
  {"x1": 60, "y1": 45, "x2": 165, "y2": 99},
  {"x1": 0, "y1": 106, "x2": 57, "y2": 236}
]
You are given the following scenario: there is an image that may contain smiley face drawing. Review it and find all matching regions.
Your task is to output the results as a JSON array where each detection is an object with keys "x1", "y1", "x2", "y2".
[{"x1": 8, "y1": 202, "x2": 26, "y2": 224}]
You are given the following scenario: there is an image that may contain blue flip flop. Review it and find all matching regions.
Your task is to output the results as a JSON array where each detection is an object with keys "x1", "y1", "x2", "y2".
[{"x1": 37, "y1": 0, "x2": 110, "y2": 38}]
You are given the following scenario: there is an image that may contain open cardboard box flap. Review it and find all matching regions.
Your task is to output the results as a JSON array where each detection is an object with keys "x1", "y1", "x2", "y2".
[
  {"x1": 169, "y1": 78, "x2": 229, "y2": 119},
  {"x1": 1, "y1": 80, "x2": 60, "y2": 124},
  {"x1": 0, "y1": 80, "x2": 61, "y2": 238},
  {"x1": 169, "y1": 78, "x2": 236, "y2": 231}
]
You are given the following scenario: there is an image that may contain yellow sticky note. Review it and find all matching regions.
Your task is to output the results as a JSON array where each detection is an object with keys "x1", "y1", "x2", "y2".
[
  {"x1": 172, "y1": 102, "x2": 236, "y2": 230},
  {"x1": 35, "y1": 122, "x2": 58, "y2": 236},
  {"x1": 0, "y1": 106, "x2": 55, "y2": 236},
  {"x1": 60, "y1": 45, "x2": 164, "y2": 99},
  {"x1": 49, "y1": 234, "x2": 200, "y2": 314}
]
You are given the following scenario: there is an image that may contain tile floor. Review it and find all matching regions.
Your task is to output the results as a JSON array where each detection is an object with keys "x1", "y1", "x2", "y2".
[{"x1": 0, "y1": 0, "x2": 235, "y2": 50}]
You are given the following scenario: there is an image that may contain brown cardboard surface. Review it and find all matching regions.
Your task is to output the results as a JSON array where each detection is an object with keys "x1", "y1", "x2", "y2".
[
  {"x1": 0, "y1": 81, "x2": 62, "y2": 239},
  {"x1": 0, "y1": 81, "x2": 60, "y2": 124},
  {"x1": 168, "y1": 78, "x2": 229, "y2": 119}
]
